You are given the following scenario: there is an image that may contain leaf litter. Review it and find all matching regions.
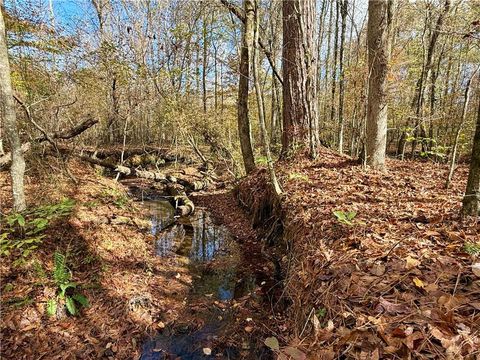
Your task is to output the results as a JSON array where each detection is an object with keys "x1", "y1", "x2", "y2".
[{"x1": 238, "y1": 147, "x2": 479, "y2": 359}]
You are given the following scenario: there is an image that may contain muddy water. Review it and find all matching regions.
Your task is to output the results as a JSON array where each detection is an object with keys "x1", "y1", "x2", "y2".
[{"x1": 138, "y1": 199, "x2": 260, "y2": 359}]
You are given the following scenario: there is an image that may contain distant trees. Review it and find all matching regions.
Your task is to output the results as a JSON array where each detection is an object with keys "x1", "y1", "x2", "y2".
[
  {"x1": 281, "y1": 0, "x2": 319, "y2": 158},
  {"x1": 1, "y1": 0, "x2": 479, "y2": 196},
  {"x1": 366, "y1": 0, "x2": 394, "y2": 170},
  {"x1": 0, "y1": 1, "x2": 26, "y2": 211}
]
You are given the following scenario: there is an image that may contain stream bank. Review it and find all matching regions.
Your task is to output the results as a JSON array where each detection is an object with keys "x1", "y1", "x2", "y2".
[{"x1": 124, "y1": 180, "x2": 277, "y2": 359}]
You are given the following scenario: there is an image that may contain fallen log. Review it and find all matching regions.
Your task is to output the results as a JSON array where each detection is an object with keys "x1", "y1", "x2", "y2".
[
  {"x1": 167, "y1": 183, "x2": 195, "y2": 216},
  {"x1": 0, "y1": 117, "x2": 98, "y2": 170},
  {"x1": 73, "y1": 146, "x2": 194, "y2": 165}
]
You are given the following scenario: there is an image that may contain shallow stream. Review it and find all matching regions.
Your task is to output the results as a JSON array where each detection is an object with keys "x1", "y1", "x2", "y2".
[{"x1": 136, "y1": 198, "x2": 261, "y2": 359}]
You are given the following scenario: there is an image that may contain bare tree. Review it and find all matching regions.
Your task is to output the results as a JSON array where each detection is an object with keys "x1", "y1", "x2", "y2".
[
  {"x1": 253, "y1": 0, "x2": 281, "y2": 197},
  {"x1": 446, "y1": 67, "x2": 478, "y2": 188},
  {"x1": 462, "y1": 76, "x2": 480, "y2": 216},
  {"x1": 366, "y1": 0, "x2": 393, "y2": 170},
  {"x1": 237, "y1": 0, "x2": 256, "y2": 174},
  {"x1": 0, "y1": 2, "x2": 26, "y2": 211},
  {"x1": 338, "y1": 0, "x2": 348, "y2": 154}
]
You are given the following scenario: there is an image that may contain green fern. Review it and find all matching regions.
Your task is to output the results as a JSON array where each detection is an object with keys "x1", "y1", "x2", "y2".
[
  {"x1": 53, "y1": 251, "x2": 70, "y2": 285},
  {"x1": 49, "y1": 252, "x2": 89, "y2": 317}
]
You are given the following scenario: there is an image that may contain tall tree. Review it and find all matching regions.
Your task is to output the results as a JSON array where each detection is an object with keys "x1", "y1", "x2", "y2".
[
  {"x1": 366, "y1": 0, "x2": 393, "y2": 170},
  {"x1": 410, "y1": 0, "x2": 451, "y2": 154},
  {"x1": 0, "y1": 1, "x2": 26, "y2": 211},
  {"x1": 337, "y1": 0, "x2": 348, "y2": 154},
  {"x1": 282, "y1": 0, "x2": 319, "y2": 158},
  {"x1": 445, "y1": 67, "x2": 478, "y2": 188},
  {"x1": 462, "y1": 76, "x2": 480, "y2": 216},
  {"x1": 253, "y1": 0, "x2": 281, "y2": 196},
  {"x1": 237, "y1": 0, "x2": 256, "y2": 174}
]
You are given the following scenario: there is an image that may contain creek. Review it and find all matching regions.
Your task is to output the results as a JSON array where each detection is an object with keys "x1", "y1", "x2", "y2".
[{"x1": 134, "y1": 196, "x2": 268, "y2": 359}]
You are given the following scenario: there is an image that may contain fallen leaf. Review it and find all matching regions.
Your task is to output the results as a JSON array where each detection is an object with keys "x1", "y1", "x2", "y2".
[
  {"x1": 413, "y1": 277, "x2": 426, "y2": 288},
  {"x1": 283, "y1": 347, "x2": 307, "y2": 360},
  {"x1": 370, "y1": 263, "x2": 386, "y2": 276},
  {"x1": 472, "y1": 263, "x2": 480, "y2": 277},
  {"x1": 446, "y1": 232, "x2": 463, "y2": 242},
  {"x1": 375, "y1": 297, "x2": 409, "y2": 315},
  {"x1": 264, "y1": 337, "x2": 279, "y2": 351},
  {"x1": 244, "y1": 326, "x2": 253, "y2": 333},
  {"x1": 405, "y1": 256, "x2": 420, "y2": 270},
  {"x1": 312, "y1": 313, "x2": 321, "y2": 335}
]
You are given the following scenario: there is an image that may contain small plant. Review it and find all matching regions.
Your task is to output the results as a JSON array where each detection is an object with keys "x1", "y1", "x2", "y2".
[
  {"x1": 464, "y1": 242, "x2": 480, "y2": 256},
  {"x1": 333, "y1": 210, "x2": 361, "y2": 226},
  {"x1": 47, "y1": 252, "x2": 89, "y2": 317},
  {"x1": 100, "y1": 187, "x2": 129, "y2": 208},
  {"x1": 316, "y1": 307, "x2": 327, "y2": 319},
  {"x1": 1, "y1": 198, "x2": 75, "y2": 264},
  {"x1": 255, "y1": 156, "x2": 268, "y2": 165}
]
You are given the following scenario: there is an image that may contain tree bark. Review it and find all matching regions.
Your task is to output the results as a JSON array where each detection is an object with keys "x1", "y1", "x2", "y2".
[
  {"x1": 462, "y1": 75, "x2": 480, "y2": 216},
  {"x1": 338, "y1": 0, "x2": 348, "y2": 154},
  {"x1": 329, "y1": 0, "x2": 339, "y2": 130},
  {"x1": 281, "y1": 0, "x2": 319, "y2": 158},
  {"x1": 446, "y1": 68, "x2": 478, "y2": 189},
  {"x1": 237, "y1": 0, "x2": 256, "y2": 174},
  {"x1": 366, "y1": 0, "x2": 393, "y2": 170},
  {"x1": 0, "y1": 3, "x2": 26, "y2": 211}
]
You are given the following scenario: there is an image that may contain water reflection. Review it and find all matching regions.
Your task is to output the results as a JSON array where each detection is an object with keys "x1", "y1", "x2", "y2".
[
  {"x1": 137, "y1": 200, "x2": 261, "y2": 359},
  {"x1": 141, "y1": 199, "x2": 175, "y2": 234},
  {"x1": 144, "y1": 201, "x2": 229, "y2": 261}
]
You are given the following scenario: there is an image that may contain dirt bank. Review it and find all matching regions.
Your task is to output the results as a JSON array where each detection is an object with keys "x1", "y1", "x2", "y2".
[{"x1": 236, "y1": 148, "x2": 479, "y2": 359}]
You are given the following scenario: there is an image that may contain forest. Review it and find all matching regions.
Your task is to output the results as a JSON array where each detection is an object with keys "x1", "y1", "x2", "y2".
[{"x1": 0, "y1": 0, "x2": 479, "y2": 359}]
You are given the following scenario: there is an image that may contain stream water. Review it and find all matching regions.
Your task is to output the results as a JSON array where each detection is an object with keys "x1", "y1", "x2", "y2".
[{"x1": 137, "y1": 198, "x2": 262, "y2": 359}]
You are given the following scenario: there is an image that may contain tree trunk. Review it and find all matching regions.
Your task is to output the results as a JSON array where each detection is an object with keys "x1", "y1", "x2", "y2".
[
  {"x1": 202, "y1": 14, "x2": 208, "y2": 113},
  {"x1": 366, "y1": 0, "x2": 393, "y2": 170},
  {"x1": 329, "y1": 0, "x2": 339, "y2": 132},
  {"x1": 462, "y1": 79, "x2": 480, "y2": 216},
  {"x1": 338, "y1": 0, "x2": 348, "y2": 154},
  {"x1": 237, "y1": 0, "x2": 256, "y2": 174},
  {"x1": 0, "y1": 3, "x2": 26, "y2": 211},
  {"x1": 253, "y1": 0, "x2": 282, "y2": 197},
  {"x1": 281, "y1": 0, "x2": 319, "y2": 158},
  {"x1": 410, "y1": 0, "x2": 450, "y2": 155},
  {"x1": 446, "y1": 68, "x2": 478, "y2": 189}
]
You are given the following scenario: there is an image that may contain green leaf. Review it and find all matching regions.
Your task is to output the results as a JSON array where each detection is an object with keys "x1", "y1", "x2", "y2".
[
  {"x1": 346, "y1": 211, "x2": 357, "y2": 221},
  {"x1": 264, "y1": 337, "x2": 279, "y2": 351},
  {"x1": 72, "y1": 294, "x2": 89, "y2": 308},
  {"x1": 46, "y1": 299, "x2": 57, "y2": 317},
  {"x1": 65, "y1": 296, "x2": 77, "y2": 315},
  {"x1": 59, "y1": 282, "x2": 77, "y2": 296},
  {"x1": 35, "y1": 218, "x2": 49, "y2": 230},
  {"x1": 333, "y1": 211, "x2": 346, "y2": 221},
  {"x1": 17, "y1": 215, "x2": 26, "y2": 227}
]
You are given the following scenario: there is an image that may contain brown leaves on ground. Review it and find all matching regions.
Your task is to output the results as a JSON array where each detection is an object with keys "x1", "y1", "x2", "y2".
[
  {"x1": 0, "y1": 159, "x2": 190, "y2": 359},
  {"x1": 240, "y1": 147, "x2": 479, "y2": 359}
]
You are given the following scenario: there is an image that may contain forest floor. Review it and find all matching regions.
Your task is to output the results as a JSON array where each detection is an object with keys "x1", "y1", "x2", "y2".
[
  {"x1": 237, "y1": 147, "x2": 480, "y2": 359},
  {"x1": 1, "y1": 148, "x2": 479, "y2": 360},
  {"x1": 0, "y1": 159, "x2": 276, "y2": 359}
]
